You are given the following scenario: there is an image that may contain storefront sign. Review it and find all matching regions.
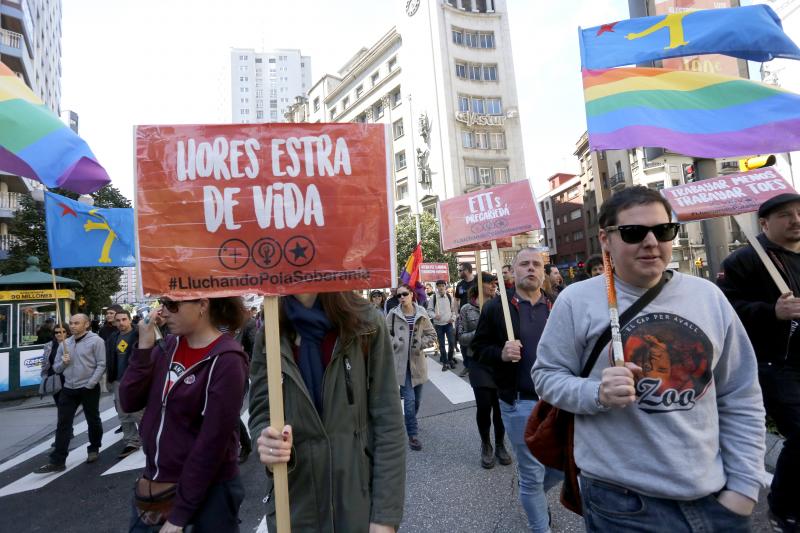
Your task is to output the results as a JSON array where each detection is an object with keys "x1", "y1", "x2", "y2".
[
  {"x1": 662, "y1": 168, "x2": 795, "y2": 221},
  {"x1": 0, "y1": 289, "x2": 74, "y2": 302},
  {"x1": 136, "y1": 123, "x2": 395, "y2": 297},
  {"x1": 419, "y1": 263, "x2": 450, "y2": 283},
  {"x1": 455, "y1": 112, "x2": 505, "y2": 128},
  {"x1": 18, "y1": 348, "x2": 44, "y2": 387},
  {"x1": 439, "y1": 180, "x2": 542, "y2": 251}
]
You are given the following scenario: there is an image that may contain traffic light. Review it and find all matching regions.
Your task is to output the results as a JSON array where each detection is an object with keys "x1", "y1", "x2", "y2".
[
  {"x1": 694, "y1": 258, "x2": 704, "y2": 268},
  {"x1": 682, "y1": 163, "x2": 696, "y2": 182},
  {"x1": 739, "y1": 155, "x2": 776, "y2": 172}
]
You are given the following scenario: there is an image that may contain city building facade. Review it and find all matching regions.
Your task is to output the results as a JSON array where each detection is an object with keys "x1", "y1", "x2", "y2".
[
  {"x1": 0, "y1": 0, "x2": 62, "y2": 260},
  {"x1": 293, "y1": 0, "x2": 530, "y2": 272},
  {"x1": 230, "y1": 48, "x2": 311, "y2": 123},
  {"x1": 112, "y1": 267, "x2": 137, "y2": 305},
  {"x1": 537, "y1": 173, "x2": 589, "y2": 271}
]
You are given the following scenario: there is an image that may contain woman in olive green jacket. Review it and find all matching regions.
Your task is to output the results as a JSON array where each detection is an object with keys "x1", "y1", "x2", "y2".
[{"x1": 249, "y1": 292, "x2": 406, "y2": 533}]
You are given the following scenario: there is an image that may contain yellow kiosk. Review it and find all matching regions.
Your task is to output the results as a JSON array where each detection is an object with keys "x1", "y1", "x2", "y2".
[{"x1": 0, "y1": 257, "x2": 79, "y2": 399}]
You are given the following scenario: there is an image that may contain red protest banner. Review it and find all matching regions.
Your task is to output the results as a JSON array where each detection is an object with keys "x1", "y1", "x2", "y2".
[
  {"x1": 419, "y1": 263, "x2": 450, "y2": 283},
  {"x1": 438, "y1": 180, "x2": 542, "y2": 252},
  {"x1": 136, "y1": 123, "x2": 395, "y2": 297},
  {"x1": 662, "y1": 168, "x2": 796, "y2": 222}
]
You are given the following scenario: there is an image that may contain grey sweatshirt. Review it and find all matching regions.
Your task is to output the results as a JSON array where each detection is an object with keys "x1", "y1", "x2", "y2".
[
  {"x1": 533, "y1": 272, "x2": 766, "y2": 502},
  {"x1": 53, "y1": 331, "x2": 106, "y2": 389}
]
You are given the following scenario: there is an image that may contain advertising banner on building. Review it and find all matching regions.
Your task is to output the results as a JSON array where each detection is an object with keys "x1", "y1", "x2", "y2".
[
  {"x1": 136, "y1": 123, "x2": 395, "y2": 297},
  {"x1": 438, "y1": 180, "x2": 542, "y2": 252},
  {"x1": 18, "y1": 348, "x2": 44, "y2": 387},
  {"x1": 662, "y1": 168, "x2": 795, "y2": 221},
  {"x1": 419, "y1": 263, "x2": 450, "y2": 283},
  {"x1": 0, "y1": 352, "x2": 8, "y2": 392}
]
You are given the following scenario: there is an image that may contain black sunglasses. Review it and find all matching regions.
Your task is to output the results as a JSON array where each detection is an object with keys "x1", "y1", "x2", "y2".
[
  {"x1": 604, "y1": 223, "x2": 680, "y2": 244},
  {"x1": 397, "y1": 291, "x2": 411, "y2": 297},
  {"x1": 158, "y1": 298, "x2": 199, "y2": 313}
]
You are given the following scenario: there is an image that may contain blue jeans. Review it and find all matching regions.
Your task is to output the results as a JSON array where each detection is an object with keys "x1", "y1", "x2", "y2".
[
  {"x1": 400, "y1": 367, "x2": 423, "y2": 437},
  {"x1": 580, "y1": 476, "x2": 751, "y2": 532},
  {"x1": 434, "y1": 323, "x2": 455, "y2": 363},
  {"x1": 499, "y1": 399, "x2": 562, "y2": 533}
]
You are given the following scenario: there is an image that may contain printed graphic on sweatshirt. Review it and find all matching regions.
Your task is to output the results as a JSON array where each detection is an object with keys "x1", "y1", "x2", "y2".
[
  {"x1": 619, "y1": 313, "x2": 713, "y2": 414},
  {"x1": 163, "y1": 361, "x2": 186, "y2": 398}
]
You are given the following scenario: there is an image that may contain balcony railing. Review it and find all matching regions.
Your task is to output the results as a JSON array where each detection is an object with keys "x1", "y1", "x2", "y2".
[
  {"x1": 609, "y1": 171, "x2": 626, "y2": 188},
  {"x1": 0, "y1": 192, "x2": 21, "y2": 212},
  {"x1": 643, "y1": 159, "x2": 665, "y2": 170},
  {"x1": 0, "y1": 28, "x2": 23, "y2": 51},
  {"x1": 0, "y1": 234, "x2": 20, "y2": 252}
]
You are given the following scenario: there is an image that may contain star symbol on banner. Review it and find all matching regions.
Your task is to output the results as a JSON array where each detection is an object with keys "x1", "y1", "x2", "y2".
[
  {"x1": 596, "y1": 22, "x2": 618, "y2": 36},
  {"x1": 290, "y1": 243, "x2": 308, "y2": 260},
  {"x1": 58, "y1": 202, "x2": 77, "y2": 217}
]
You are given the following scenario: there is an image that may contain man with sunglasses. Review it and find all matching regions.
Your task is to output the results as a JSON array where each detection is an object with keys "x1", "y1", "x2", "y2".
[
  {"x1": 718, "y1": 193, "x2": 800, "y2": 532},
  {"x1": 534, "y1": 186, "x2": 766, "y2": 532}
]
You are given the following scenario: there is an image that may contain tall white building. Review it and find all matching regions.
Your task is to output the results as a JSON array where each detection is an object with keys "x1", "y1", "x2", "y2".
[
  {"x1": 230, "y1": 48, "x2": 311, "y2": 123},
  {"x1": 297, "y1": 0, "x2": 530, "y2": 268},
  {"x1": 112, "y1": 267, "x2": 137, "y2": 305}
]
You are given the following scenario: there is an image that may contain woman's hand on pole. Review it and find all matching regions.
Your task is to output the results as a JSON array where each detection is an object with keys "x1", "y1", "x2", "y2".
[{"x1": 257, "y1": 425, "x2": 293, "y2": 467}]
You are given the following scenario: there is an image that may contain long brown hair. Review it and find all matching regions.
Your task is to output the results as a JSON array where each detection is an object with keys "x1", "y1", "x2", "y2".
[
  {"x1": 208, "y1": 296, "x2": 247, "y2": 332},
  {"x1": 279, "y1": 292, "x2": 372, "y2": 340}
]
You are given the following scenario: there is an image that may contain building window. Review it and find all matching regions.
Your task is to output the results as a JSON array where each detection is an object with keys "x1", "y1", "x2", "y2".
[
  {"x1": 486, "y1": 98, "x2": 502, "y2": 115},
  {"x1": 330, "y1": 108, "x2": 336, "y2": 120},
  {"x1": 371, "y1": 72, "x2": 379, "y2": 86},
  {"x1": 462, "y1": 131, "x2": 475, "y2": 148},
  {"x1": 313, "y1": 97, "x2": 320, "y2": 112},
  {"x1": 393, "y1": 118, "x2": 404, "y2": 139},
  {"x1": 256, "y1": 110, "x2": 264, "y2": 119},
  {"x1": 239, "y1": 54, "x2": 248, "y2": 60},
  {"x1": 471, "y1": 97, "x2": 485, "y2": 114},
  {"x1": 468, "y1": 64, "x2": 482, "y2": 81},
  {"x1": 570, "y1": 208, "x2": 582, "y2": 220},
  {"x1": 388, "y1": 57, "x2": 397, "y2": 72},
  {"x1": 395, "y1": 151, "x2": 407, "y2": 170},
  {"x1": 374, "y1": 101, "x2": 384, "y2": 119},
  {"x1": 574, "y1": 231, "x2": 584, "y2": 240},
  {"x1": 393, "y1": 90, "x2": 402, "y2": 107},
  {"x1": 476, "y1": 132, "x2": 488, "y2": 149},
  {"x1": 342, "y1": 97, "x2": 349, "y2": 109},
  {"x1": 494, "y1": 167, "x2": 508, "y2": 184},
  {"x1": 396, "y1": 183, "x2": 408, "y2": 199},
  {"x1": 479, "y1": 167, "x2": 492, "y2": 185},
  {"x1": 568, "y1": 187, "x2": 580, "y2": 199},
  {"x1": 458, "y1": 95, "x2": 469, "y2": 113},
  {"x1": 483, "y1": 65, "x2": 498, "y2": 81},
  {"x1": 356, "y1": 85, "x2": 364, "y2": 98},
  {"x1": 455, "y1": 62, "x2": 467, "y2": 79},
  {"x1": 466, "y1": 166, "x2": 478, "y2": 185},
  {"x1": 489, "y1": 132, "x2": 505, "y2": 149},
  {"x1": 565, "y1": 234, "x2": 571, "y2": 243},
  {"x1": 452, "y1": 29, "x2": 463, "y2": 45},
  {"x1": 354, "y1": 114, "x2": 367, "y2": 124}
]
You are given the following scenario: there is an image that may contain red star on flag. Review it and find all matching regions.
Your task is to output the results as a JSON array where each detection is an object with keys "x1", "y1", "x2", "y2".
[
  {"x1": 596, "y1": 22, "x2": 618, "y2": 36},
  {"x1": 58, "y1": 202, "x2": 77, "y2": 217}
]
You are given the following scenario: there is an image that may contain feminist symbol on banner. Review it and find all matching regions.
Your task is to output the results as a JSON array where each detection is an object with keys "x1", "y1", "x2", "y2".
[{"x1": 252, "y1": 237, "x2": 283, "y2": 269}]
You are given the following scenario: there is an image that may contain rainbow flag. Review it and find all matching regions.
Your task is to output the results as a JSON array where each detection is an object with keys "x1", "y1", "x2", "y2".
[
  {"x1": 399, "y1": 243, "x2": 423, "y2": 287},
  {"x1": 584, "y1": 67, "x2": 800, "y2": 158},
  {"x1": 0, "y1": 61, "x2": 110, "y2": 193}
]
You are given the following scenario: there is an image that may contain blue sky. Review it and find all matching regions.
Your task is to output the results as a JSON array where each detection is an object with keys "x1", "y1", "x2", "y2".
[{"x1": 61, "y1": 0, "x2": 629, "y2": 200}]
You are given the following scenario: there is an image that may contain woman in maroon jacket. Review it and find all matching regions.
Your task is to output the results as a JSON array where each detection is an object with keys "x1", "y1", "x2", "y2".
[{"x1": 120, "y1": 297, "x2": 248, "y2": 533}]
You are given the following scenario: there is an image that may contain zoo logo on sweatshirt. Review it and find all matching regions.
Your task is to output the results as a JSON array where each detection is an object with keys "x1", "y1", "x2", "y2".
[{"x1": 618, "y1": 313, "x2": 713, "y2": 414}]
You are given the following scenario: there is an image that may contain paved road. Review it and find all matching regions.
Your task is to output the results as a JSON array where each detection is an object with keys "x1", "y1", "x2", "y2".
[{"x1": 0, "y1": 353, "x2": 778, "y2": 532}]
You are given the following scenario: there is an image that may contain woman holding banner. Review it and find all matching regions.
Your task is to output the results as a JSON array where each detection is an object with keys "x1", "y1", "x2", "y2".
[
  {"x1": 121, "y1": 297, "x2": 249, "y2": 533},
  {"x1": 250, "y1": 291, "x2": 406, "y2": 533},
  {"x1": 386, "y1": 283, "x2": 437, "y2": 451}
]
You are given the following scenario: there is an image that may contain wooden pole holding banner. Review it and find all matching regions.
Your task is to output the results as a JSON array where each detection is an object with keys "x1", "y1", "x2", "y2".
[
  {"x1": 602, "y1": 251, "x2": 625, "y2": 366},
  {"x1": 263, "y1": 296, "x2": 291, "y2": 533},
  {"x1": 476, "y1": 251, "x2": 484, "y2": 308},
  {"x1": 491, "y1": 240, "x2": 515, "y2": 342},
  {"x1": 51, "y1": 269, "x2": 68, "y2": 356},
  {"x1": 733, "y1": 214, "x2": 792, "y2": 295}
]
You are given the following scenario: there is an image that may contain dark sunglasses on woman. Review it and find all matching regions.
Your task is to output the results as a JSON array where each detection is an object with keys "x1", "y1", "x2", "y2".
[
  {"x1": 158, "y1": 298, "x2": 199, "y2": 313},
  {"x1": 397, "y1": 291, "x2": 411, "y2": 298},
  {"x1": 604, "y1": 223, "x2": 680, "y2": 244}
]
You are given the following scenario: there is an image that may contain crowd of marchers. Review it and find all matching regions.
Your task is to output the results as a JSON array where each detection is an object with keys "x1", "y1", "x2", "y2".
[{"x1": 29, "y1": 185, "x2": 799, "y2": 533}]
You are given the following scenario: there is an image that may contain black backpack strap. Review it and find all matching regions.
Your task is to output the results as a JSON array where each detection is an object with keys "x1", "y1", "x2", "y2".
[{"x1": 579, "y1": 271, "x2": 672, "y2": 378}]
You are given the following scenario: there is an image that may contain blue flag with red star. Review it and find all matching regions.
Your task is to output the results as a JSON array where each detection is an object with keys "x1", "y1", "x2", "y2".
[
  {"x1": 579, "y1": 4, "x2": 800, "y2": 70},
  {"x1": 44, "y1": 191, "x2": 136, "y2": 268}
]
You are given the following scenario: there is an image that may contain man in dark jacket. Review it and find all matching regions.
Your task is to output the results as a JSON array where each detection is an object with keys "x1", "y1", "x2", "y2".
[
  {"x1": 105, "y1": 310, "x2": 141, "y2": 458},
  {"x1": 718, "y1": 193, "x2": 800, "y2": 532},
  {"x1": 471, "y1": 247, "x2": 559, "y2": 532},
  {"x1": 99, "y1": 304, "x2": 124, "y2": 341}
]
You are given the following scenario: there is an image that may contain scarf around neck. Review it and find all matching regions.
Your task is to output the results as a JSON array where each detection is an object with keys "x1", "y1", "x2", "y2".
[{"x1": 284, "y1": 296, "x2": 333, "y2": 414}]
